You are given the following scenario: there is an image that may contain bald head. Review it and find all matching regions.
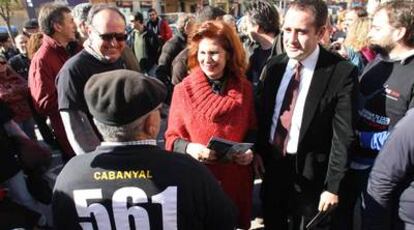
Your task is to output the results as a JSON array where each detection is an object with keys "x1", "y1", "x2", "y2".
[
  {"x1": 87, "y1": 6, "x2": 126, "y2": 63},
  {"x1": 87, "y1": 5, "x2": 125, "y2": 29}
]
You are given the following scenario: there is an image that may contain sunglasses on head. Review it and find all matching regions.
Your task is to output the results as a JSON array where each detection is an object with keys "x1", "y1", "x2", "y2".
[{"x1": 98, "y1": 32, "x2": 128, "y2": 42}]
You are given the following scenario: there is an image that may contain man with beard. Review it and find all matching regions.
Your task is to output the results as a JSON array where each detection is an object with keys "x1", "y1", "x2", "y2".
[
  {"x1": 57, "y1": 4, "x2": 128, "y2": 155},
  {"x1": 334, "y1": 2, "x2": 414, "y2": 230}
]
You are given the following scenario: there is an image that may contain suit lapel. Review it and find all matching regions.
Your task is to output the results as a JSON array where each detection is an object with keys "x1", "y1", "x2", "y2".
[
  {"x1": 263, "y1": 55, "x2": 289, "y2": 141},
  {"x1": 298, "y1": 48, "x2": 334, "y2": 144},
  {"x1": 267, "y1": 56, "x2": 289, "y2": 105}
]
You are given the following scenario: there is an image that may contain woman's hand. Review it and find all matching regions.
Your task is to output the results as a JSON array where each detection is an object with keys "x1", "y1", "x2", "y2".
[
  {"x1": 233, "y1": 149, "x2": 254, "y2": 165},
  {"x1": 186, "y1": 142, "x2": 217, "y2": 162}
]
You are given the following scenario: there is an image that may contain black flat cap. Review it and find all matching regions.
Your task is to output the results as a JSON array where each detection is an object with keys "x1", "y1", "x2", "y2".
[
  {"x1": 23, "y1": 19, "x2": 39, "y2": 29},
  {"x1": 84, "y1": 70, "x2": 167, "y2": 126}
]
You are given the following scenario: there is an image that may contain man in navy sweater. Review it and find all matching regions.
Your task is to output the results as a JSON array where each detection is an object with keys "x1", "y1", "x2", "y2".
[{"x1": 365, "y1": 108, "x2": 414, "y2": 229}]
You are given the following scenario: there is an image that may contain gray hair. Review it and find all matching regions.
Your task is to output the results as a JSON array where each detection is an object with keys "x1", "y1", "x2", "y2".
[
  {"x1": 195, "y1": 5, "x2": 226, "y2": 23},
  {"x1": 38, "y1": 3, "x2": 71, "y2": 36},
  {"x1": 223, "y1": 14, "x2": 236, "y2": 25},
  {"x1": 176, "y1": 13, "x2": 195, "y2": 33},
  {"x1": 93, "y1": 115, "x2": 147, "y2": 142},
  {"x1": 72, "y1": 3, "x2": 92, "y2": 23}
]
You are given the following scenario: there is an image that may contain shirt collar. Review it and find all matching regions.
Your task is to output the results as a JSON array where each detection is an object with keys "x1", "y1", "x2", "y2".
[
  {"x1": 287, "y1": 45, "x2": 320, "y2": 71},
  {"x1": 84, "y1": 40, "x2": 123, "y2": 65},
  {"x1": 378, "y1": 50, "x2": 414, "y2": 65},
  {"x1": 395, "y1": 50, "x2": 414, "y2": 65},
  {"x1": 134, "y1": 28, "x2": 147, "y2": 36},
  {"x1": 101, "y1": 139, "x2": 157, "y2": 147},
  {"x1": 42, "y1": 34, "x2": 66, "y2": 50}
]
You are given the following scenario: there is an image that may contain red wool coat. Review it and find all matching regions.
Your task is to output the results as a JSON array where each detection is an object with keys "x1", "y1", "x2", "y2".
[{"x1": 165, "y1": 67, "x2": 256, "y2": 229}]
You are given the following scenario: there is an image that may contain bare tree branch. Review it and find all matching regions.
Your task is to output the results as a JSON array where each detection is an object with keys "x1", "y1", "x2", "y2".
[{"x1": 0, "y1": 0, "x2": 18, "y2": 46}]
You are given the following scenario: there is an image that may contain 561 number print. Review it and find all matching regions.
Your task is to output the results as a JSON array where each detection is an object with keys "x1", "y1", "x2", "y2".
[{"x1": 73, "y1": 186, "x2": 178, "y2": 230}]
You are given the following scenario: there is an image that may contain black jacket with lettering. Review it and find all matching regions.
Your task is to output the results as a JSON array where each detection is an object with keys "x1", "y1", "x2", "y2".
[
  {"x1": 52, "y1": 144, "x2": 236, "y2": 230},
  {"x1": 351, "y1": 54, "x2": 414, "y2": 164}
]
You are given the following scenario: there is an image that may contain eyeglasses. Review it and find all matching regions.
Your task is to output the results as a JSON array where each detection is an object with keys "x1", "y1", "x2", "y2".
[
  {"x1": 97, "y1": 32, "x2": 128, "y2": 42},
  {"x1": 0, "y1": 60, "x2": 7, "y2": 65},
  {"x1": 91, "y1": 26, "x2": 127, "y2": 42}
]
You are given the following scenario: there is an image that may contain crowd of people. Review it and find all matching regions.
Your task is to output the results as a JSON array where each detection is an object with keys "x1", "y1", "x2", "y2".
[{"x1": 1, "y1": 0, "x2": 414, "y2": 229}]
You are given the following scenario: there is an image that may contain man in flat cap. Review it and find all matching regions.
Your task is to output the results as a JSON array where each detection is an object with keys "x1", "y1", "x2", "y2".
[{"x1": 52, "y1": 70, "x2": 236, "y2": 230}]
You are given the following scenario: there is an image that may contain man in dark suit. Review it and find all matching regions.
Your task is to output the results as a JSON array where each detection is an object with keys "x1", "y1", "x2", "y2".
[{"x1": 255, "y1": 0, "x2": 358, "y2": 229}]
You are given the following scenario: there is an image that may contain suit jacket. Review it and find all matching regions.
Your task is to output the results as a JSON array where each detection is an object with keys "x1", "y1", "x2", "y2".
[{"x1": 257, "y1": 46, "x2": 358, "y2": 194}]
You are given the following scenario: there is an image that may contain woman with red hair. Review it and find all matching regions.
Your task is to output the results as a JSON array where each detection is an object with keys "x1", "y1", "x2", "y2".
[{"x1": 165, "y1": 20, "x2": 256, "y2": 229}]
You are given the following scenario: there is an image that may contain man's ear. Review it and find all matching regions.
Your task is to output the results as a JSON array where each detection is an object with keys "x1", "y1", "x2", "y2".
[
  {"x1": 79, "y1": 21, "x2": 86, "y2": 31},
  {"x1": 53, "y1": 22, "x2": 63, "y2": 33},
  {"x1": 143, "y1": 115, "x2": 152, "y2": 135},
  {"x1": 317, "y1": 25, "x2": 327, "y2": 39},
  {"x1": 86, "y1": 23, "x2": 94, "y2": 37},
  {"x1": 257, "y1": 25, "x2": 266, "y2": 34},
  {"x1": 394, "y1": 27, "x2": 407, "y2": 43},
  {"x1": 143, "y1": 111, "x2": 159, "y2": 137}
]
